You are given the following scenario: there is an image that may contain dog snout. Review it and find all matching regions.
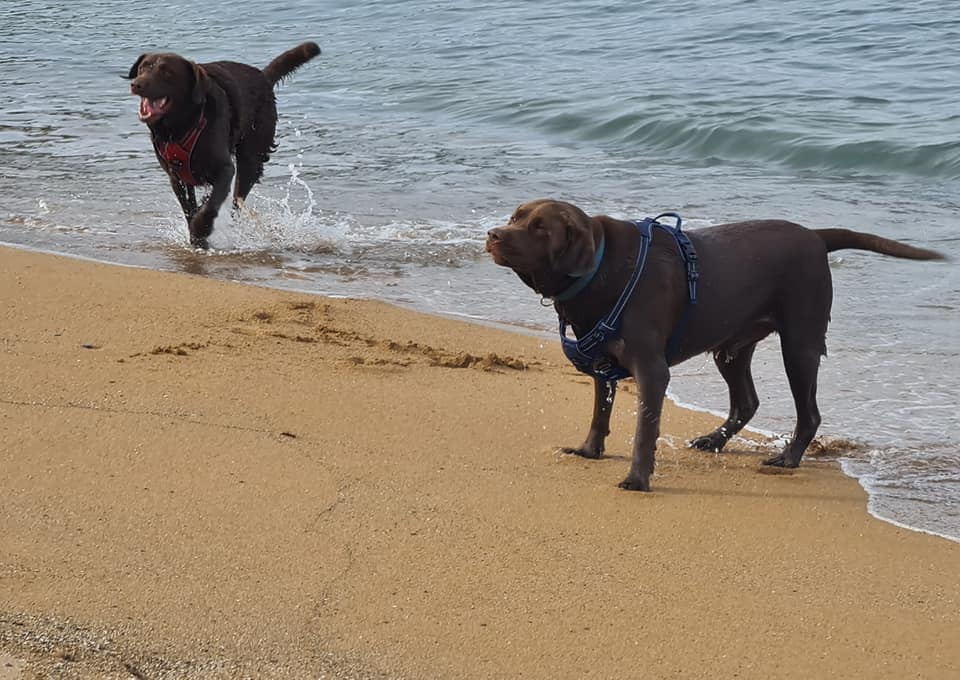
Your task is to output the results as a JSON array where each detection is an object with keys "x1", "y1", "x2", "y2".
[
  {"x1": 130, "y1": 79, "x2": 145, "y2": 95},
  {"x1": 485, "y1": 228, "x2": 504, "y2": 253}
]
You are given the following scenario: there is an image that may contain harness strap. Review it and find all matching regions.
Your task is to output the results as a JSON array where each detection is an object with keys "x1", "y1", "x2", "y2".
[
  {"x1": 152, "y1": 111, "x2": 207, "y2": 186},
  {"x1": 650, "y1": 213, "x2": 699, "y2": 362},
  {"x1": 559, "y1": 218, "x2": 653, "y2": 382},
  {"x1": 558, "y1": 213, "x2": 699, "y2": 382}
]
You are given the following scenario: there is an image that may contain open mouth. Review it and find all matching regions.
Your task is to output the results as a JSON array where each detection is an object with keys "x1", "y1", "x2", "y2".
[{"x1": 138, "y1": 96, "x2": 170, "y2": 123}]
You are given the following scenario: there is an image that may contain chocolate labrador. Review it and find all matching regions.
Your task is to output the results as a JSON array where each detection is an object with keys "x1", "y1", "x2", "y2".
[
  {"x1": 486, "y1": 199, "x2": 944, "y2": 491},
  {"x1": 127, "y1": 42, "x2": 321, "y2": 248}
]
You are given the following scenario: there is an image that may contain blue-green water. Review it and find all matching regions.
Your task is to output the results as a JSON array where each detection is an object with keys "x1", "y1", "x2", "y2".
[{"x1": 1, "y1": 0, "x2": 958, "y2": 540}]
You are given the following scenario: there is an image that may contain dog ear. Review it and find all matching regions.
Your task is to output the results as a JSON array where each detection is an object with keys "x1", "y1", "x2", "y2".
[
  {"x1": 551, "y1": 214, "x2": 600, "y2": 277},
  {"x1": 126, "y1": 54, "x2": 146, "y2": 80},
  {"x1": 191, "y1": 64, "x2": 210, "y2": 105}
]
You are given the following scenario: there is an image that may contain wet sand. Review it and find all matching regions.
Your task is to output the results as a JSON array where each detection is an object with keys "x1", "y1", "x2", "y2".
[{"x1": 1, "y1": 245, "x2": 958, "y2": 679}]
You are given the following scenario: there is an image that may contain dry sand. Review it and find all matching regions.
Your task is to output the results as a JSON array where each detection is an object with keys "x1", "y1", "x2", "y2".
[{"x1": 1, "y1": 245, "x2": 957, "y2": 679}]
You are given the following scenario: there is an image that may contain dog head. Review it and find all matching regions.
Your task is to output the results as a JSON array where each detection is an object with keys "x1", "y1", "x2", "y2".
[
  {"x1": 486, "y1": 199, "x2": 603, "y2": 297},
  {"x1": 126, "y1": 52, "x2": 209, "y2": 125}
]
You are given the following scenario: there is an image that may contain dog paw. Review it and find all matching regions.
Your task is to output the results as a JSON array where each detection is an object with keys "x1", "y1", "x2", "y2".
[
  {"x1": 189, "y1": 212, "x2": 215, "y2": 245},
  {"x1": 617, "y1": 475, "x2": 651, "y2": 492},
  {"x1": 689, "y1": 432, "x2": 728, "y2": 453},
  {"x1": 762, "y1": 453, "x2": 800, "y2": 468},
  {"x1": 560, "y1": 446, "x2": 603, "y2": 460}
]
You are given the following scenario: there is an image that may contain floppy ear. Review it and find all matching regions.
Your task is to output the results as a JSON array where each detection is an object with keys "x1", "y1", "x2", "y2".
[
  {"x1": 126, "y1": 54, "x2": 146, "y2": 79},
  {"x1": 551, "y1": 215, "x2": 600, "y2": 276},
  {"x1": 191, "y1": 64, "x2": 209, "y2": 105}
]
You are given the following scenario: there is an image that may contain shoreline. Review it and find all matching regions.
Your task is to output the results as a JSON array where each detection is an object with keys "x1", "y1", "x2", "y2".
[
  {"x1": 5, "y1": 238, "x2": 954, "y2": 546},
  {"x1": 839, "y1": 457, "x2": 960, "y2": 545},
  {"x1": 2, "y1": 244, "x2": 959, "y2": 679}
]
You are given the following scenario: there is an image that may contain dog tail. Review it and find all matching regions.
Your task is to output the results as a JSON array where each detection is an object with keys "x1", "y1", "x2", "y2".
[
  {"x1": 262, "y1": 42, "x2": 321, "y2": 86},
  {"x1": 815, "y1": 229, "x2": 945, "y2": 260}
]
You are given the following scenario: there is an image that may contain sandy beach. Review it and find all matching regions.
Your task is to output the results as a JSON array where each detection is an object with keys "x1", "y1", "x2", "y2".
[{"x1": 1, "y1": 245, "x2": 957, "y2": 679}]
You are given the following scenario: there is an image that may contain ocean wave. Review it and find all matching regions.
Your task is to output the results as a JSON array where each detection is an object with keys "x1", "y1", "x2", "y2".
[{"x1": 524, "y1": 109, "x2": 960, "y2": 180}]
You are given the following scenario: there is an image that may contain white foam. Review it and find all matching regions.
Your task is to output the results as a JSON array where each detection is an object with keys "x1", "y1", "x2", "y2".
[{"x1": 840, "y1": 456, "x2": 960, "y2": 544}]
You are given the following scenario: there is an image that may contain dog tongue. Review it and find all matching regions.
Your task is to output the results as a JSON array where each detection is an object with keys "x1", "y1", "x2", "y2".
[{"x1": 138, "y1": 97, "x2": 166, "y2": 121}]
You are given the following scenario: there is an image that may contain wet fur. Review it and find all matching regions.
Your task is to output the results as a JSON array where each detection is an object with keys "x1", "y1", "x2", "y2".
[
  {"x1": 487, "y1": 199, "x2": 944, "y2": 491},
  {"x1": 127, "y1": 42, "x2": 320, "y2": 248}
]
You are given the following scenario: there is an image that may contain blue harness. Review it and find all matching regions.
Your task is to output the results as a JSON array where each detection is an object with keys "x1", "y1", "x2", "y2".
[{"x1": 557, "y1": 213, "x2": 699, "y2": 382}]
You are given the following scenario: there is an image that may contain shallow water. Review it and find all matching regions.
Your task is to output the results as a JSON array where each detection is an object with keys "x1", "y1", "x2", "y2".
[{"x1": 2, "y1": 0, "x2": 958, "y2": 540}]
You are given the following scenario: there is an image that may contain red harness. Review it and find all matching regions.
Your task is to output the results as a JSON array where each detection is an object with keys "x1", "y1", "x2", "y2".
[{"x1": 153, "y1": 112, "x2": 207, "y2": 186}]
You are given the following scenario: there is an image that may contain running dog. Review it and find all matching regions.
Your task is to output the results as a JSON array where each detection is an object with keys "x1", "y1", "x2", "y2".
[{"x1": 128, "y1": 42, "x2": 320, "y2": 248}]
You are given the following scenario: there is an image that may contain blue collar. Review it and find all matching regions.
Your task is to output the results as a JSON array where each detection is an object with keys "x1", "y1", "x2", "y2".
[
  {"x1": 551, "y1": 236, "x2": 606, "y2": 302},
  {"x1": 558, "y1": 213, "x2": 698, "y2": 383}
]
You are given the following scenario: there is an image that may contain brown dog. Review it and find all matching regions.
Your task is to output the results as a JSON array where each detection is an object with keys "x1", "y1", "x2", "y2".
[
  {"x1": 127, "y1": 42, "x2": 320, "y2": 248},
  {"x1": 486, "y1": 199, "x2": 944, "y2": 491}
]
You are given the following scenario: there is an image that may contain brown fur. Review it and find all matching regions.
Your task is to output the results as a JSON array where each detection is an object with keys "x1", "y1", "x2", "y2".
[
  {"x1": 487, "y1": 199, "x2": 944, "y2": 491},
  {"x1": 127, "y1": 42, "x2": 320, "y2": 248}
]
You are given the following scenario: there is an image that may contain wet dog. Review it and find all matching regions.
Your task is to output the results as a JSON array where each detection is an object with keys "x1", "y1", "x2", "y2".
[
  {"x1": 486, "y1": 199, "x2": 944, "y2": 491},
  {"x1": 127, "y1": 42, "x2": 320, "y2": 248}
]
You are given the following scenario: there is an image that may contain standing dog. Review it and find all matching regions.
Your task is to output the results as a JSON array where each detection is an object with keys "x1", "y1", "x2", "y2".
[
  {"x1": 486, "y1": 199, "x2": 944, "y2": 491},
  {"x1": 127, "y1": 42, "x2": 320, "y2": 248}
]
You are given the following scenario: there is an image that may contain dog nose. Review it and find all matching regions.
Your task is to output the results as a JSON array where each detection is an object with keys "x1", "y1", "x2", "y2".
[
  {"x1": 487, "y1": 228, "x2": 502, "y2": 242},
  {"x1": 131, "y1": 80, "x2": 143, "y2": 94}
]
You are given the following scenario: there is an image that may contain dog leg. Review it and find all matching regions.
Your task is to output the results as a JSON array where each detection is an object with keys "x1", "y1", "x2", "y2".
[
  {"x1": 619, "y1": 358, "x2": 670, "y2": 491},
  {"x1": 233, "y1": 148, "x2": 267, "y2": 209},
  {"x1": 169, "y1": 177, "x2": 199, "y2": 221},
  {"x1": 562, "y1": 378, "x2": 616, "y2": 459},
  {"x1": 690, "y1": 342, "x2": 760, "y2": 452},
  {"x1": 230, "y1": 196, "x2": 262, "y2": 224},
  {"x1": 185, "y1": 185, "x2": 198, "y2": 218},
  {"x1": 763, "y1": 336, "x2": 823, "y2": 467},
  {"x1": 233, "y1": 110, "x2": 273, "y2": 211},
  {"x1": 189, "y1": 160, "x2": 234, "y2": 249}
]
